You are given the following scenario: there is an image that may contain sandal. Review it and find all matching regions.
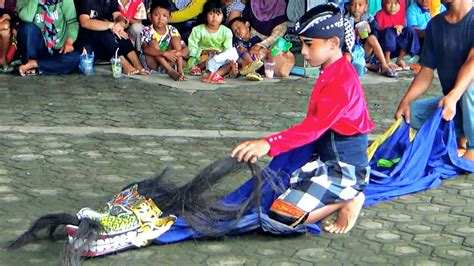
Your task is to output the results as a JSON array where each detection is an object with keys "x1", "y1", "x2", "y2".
[
  {"x1": 189, "y1": 65, "x2": 202, "y2": 76},
  {"x1": 380, "y1": 68, "x2": 397, "y2": 78},
  {"x1": 246, "y1": 72, "x2": 263, "y2": 81},
  {"x1": 203, "y1": 72, "x2": 226, "y2": 84},
  {"x1": 240, "y1": 60, "x2": 264, "y2": 76}
]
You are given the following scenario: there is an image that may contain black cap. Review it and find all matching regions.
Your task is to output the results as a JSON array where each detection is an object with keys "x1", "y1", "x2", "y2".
[{"x1": 293, "y1": 3, "x2": 344, "y2": 40}]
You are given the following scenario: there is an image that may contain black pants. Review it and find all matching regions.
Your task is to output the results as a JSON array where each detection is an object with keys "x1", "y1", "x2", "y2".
[{"x1": 76, "y1": 29, "x2": 135, "y2": 61}]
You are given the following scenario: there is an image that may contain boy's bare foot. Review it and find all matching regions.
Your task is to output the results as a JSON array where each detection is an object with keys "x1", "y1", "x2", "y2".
[
  {"x1": 463, "y1": 150, "x2": 474, "y2": 161},
  {"x1": 396, "y1": 60, "x2": 410, "y2": 71},
  {"x1": 458, "y1": 148, "x2": 467, "y2": 157},
  {"x1": 168, "y1": 70, "x2": 188, "y2": 81},
  {"x1": 388, "y1": 63, "x2": 402, "y2": 71},
  {"x1": 19, "y1": 60, "x2": 38, "y2": 77},
  {"x1": 324, "y1": 192, "x2": 365, "y2": 234}
]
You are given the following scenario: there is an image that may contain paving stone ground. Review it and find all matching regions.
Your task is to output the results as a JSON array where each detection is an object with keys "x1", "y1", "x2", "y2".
[{"x1": 0, "y1": 67, "x2": 472, "y2": 266}]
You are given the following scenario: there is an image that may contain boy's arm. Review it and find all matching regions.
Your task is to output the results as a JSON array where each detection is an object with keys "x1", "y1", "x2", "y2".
[
  {"x1": 395, "y1": 67, "x2": 435, "y2": 122},
  {"x1": 438, "y1": 48, "x2": 474, "y2": 121},
  {"x1": 17, "y1": 0, "x2": 38, "y2": 23},
  {"x1": 264, "y1": 83, "x2": 351, "y2": 157},
  {"x1": 62, "y1": 0, "x2": 79, "y2": 42}
]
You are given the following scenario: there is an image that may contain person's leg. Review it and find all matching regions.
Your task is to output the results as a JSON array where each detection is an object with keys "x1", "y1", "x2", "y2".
[
  {"x1": 156, "y1": 55, "x2": 182, "y2": 81},
  {"x1": 409, "y1": 96, "x2": 442, "y2": 130},
  {"x1": 380, "y1": 28, "x2": 399, "y2": 70},
  {"x1": 36, "y1": 51, "x2": 81, "y2": 75},
  {"x1": 318, "y1": 132, "x2": 369, "y2": 234},
  {"x1": 17, "y1": 22, "x2": 48, "y2": 75},
  {"x1": 0, "y1": 20, "x2": 11, "y2": 66},
  {"x1": 366, "y1": 35, "x2": 392, "y2": 73},
  {"x1": 461, "y1": 83, "x2": 474, "y2": 161},
  {"x1": 145, "y1": 54, "x2": 159, "y2": 71},
  {"x1": 396, "y1": 27, "x2": 420, "y2": 59},
  {"x1": 127, "y1": 23, "x2": 144, "y2": 52}
]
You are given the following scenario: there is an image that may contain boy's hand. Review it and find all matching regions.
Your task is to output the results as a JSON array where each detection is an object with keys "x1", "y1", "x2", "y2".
[
  {"x1": 231, "y1": 139, "x2": 270, "y2": 164},
  {"x1": 394, "y1": 25, "x2": 403, "y2": 36},
  {"x1": 249, "y1": 46, "x2": 262, "y2": 61},
  {"x1": 438, "y1": 94, "x2": 459, "y2": 121},
  {"x1": 364, "y1": 23, "x2": 371, "y2": 33},
  {"x1": 395, "y1": 100, "x2": 411, "y2": 123},
  {"x1": 59, "y1": 38, "x2": 74, "y2": 54},
  {"x1": 163, "y1": 51, "x2": 177, "y2": 62}
]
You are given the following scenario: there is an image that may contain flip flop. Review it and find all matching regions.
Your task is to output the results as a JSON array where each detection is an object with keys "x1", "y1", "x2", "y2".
[
  {"x1": 240, "y1": 60, "x2": 264, "y2": 76},
  {"x1": 189, "y1": 66, "x2": 202, "y2": 76},
  {"x1": 380, "y1": 68, "x2": 397, "y2": 78},
  {"x1": 246, "y1": 72, "x2": 263, "y2": 81}
]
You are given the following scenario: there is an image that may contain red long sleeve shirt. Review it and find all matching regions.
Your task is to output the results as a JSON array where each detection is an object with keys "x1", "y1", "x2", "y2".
[{"x1": 264, "y1": 56, "x2": 375, "y2": 157}]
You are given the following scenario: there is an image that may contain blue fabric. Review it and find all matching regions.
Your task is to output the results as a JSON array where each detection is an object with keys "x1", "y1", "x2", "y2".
[{"x1": 155, "y1": 108, "x2": 473, "y2": 244}]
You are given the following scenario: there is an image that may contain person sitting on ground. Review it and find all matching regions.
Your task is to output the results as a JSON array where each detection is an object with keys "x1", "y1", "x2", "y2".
[
  {"x1": 345, "y1": 0, "x2": 397, "y2": 77},
  {"x1": 375, "y1": 0, "x2": 420, "y2": 71},
  {"x1": 117, "y1": 0, "x2": 147, "y2": 52},
  {"x1": 228, "y1": 16, "x2": 263, "y2": 80},
  {"x1": 223, "y1": 0, "x2": 244, "y2": 25},
  {"x1": 141, "y1": 0, "x2": 188, "y2": 81},
  {"x1": 242, "y1": 0, "x2": 294, "y2": 77},
  {"x1": 186, "y1": 0, "x2": 236, "y2": 84},
  {"x1": 231, "y1": 3, "x2": 375, "y2": 234},
  {"x1": 74, "y1": 0, "x2": 149, "y2": 75},
  {"x1": 0, "y1": 0, "x2": 18, "y2": 72},
  {"x1": 16, "y1": 0, "x2": 80, "y2": 76},
  {"x1": 395, "y1": 0, "x2": 474, "y2": 161},
  {"x1": 406, "y1": 0, "x2": 445, "y2": 44}
]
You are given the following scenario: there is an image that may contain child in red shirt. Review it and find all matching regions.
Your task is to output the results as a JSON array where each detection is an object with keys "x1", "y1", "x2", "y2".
[{"x1": 231, "y1": 3, "x2": 374, "y2": 234}]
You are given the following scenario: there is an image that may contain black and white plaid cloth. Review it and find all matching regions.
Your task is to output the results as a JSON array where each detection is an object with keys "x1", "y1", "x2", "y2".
[{"x1": 276, "y1": 159, "x2": 370, "y2": 213}]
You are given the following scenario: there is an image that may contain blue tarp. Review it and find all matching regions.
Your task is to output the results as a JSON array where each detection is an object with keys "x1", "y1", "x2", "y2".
[{"x1": 156, "y1": 108, "x2": 474, "y2": 244}]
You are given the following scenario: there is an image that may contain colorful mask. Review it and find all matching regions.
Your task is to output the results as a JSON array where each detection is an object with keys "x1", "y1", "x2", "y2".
[{"x1": 66, "y1": 185, "x2": 176, "y2": 257}]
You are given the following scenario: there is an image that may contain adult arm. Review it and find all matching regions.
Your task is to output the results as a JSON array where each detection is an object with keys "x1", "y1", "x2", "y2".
[
  {"x1": 395, "y1": 66, "x2": 435, "y2": 122},
  {"x1": 438, "y1": 48, "x2": 474, "y2": 121},
  {"x1": 17, "y1": 0, "x2": 38, "y2": 22},
  {"x1": 255, "y1": 21, "x2": 287, "y2": 49}
]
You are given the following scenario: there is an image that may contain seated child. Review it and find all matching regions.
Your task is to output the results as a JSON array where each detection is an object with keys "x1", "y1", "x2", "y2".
[
  {"x1": 117, "y1": 0, "x2": 147, "y2": 51},
  {"x1": 231, "y1": 4, "x2": 375, "y2": 234},
  {"x1": 0, "y1": 0, "x2": 18, "y2": 72},
  {"x1": 375, "y1": 0, "x2": 420, "y2": 71},
  {"x1": 345, "y1": 0, "x2": 397, "y2": 77},
  {"x1": 228, "y1": 16, "x2": 264, "y2": 81},
  {"x1": 141, "y1": 0, "x2": 188, "y2": 81},
  {"x1": 186, "y1": 0, "x2": 236, "y2": 84},
  {"x1": 407, "y1": 0, "x2": 446, "y2": 42}
]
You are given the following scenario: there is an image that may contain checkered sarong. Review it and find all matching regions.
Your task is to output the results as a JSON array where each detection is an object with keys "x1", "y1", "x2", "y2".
[{"x1": 276, "y1": 159, "x2": 370, "y2": 213}]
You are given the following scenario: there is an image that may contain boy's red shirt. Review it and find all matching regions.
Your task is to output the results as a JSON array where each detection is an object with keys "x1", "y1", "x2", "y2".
[{"x1": 265, "y1": 56, "x2": 375, "y2": 157}]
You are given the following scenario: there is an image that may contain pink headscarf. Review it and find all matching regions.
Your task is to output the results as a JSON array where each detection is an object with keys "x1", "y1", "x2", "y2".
[{"x1": 375, "y1": 0, "x2": 406, "y2": 30}]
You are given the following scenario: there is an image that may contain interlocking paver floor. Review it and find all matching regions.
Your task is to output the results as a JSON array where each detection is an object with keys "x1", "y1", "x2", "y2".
[{"x1": 0, "y1": 68, "x2": 472, "y2": 266}]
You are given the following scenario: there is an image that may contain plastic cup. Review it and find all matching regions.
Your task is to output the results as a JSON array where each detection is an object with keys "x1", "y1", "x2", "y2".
[
  {"x1": 355, "y1": 22, "x2": 369, "y2": 39},
  {"x1": 81, "y1": 57, "x2": 94, "y2": 76},
  {"x1": 264, "y1": 61, "x2": 275, "y2": 78},
  {"x1": 110, "y1": 58, "x2": 122, "y2": 78}
]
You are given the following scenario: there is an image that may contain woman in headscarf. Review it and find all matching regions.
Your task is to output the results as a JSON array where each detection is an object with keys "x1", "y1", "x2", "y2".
[
  {"x1": 375, "y1": 0, "x2": 420, "y2": 71},
  {"x1": 242, "y1": 0, "x2": 294, "y2": 77}
]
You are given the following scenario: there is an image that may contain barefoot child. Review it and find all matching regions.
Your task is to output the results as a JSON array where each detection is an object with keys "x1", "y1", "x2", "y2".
[
  {"x1": 228, "y1": 16, "x2": 264, "y2": 80},
  {"x1": 395, "y1": 0, "x2": 474, "y2": 161},
  {"x1": 141, "y1": 0, "x2": 188, "y2": 81},
  {"x1": 345, "y1": 0, "x2": 397, "y2": 77},
  {"x1": 231, "y1": 4, "x2": 375, "y2": 234},
  {"x1": 186, "y1": 0, "x2": 235, "y2": 84},
  {"x1": 375, "y1": 0, "x2": 420, "y2": 71}
]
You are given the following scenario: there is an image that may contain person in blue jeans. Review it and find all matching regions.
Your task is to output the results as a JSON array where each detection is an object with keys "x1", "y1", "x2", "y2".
[
  {"x1": 16, "y1": 0, "x2": 80, "y2": 76},
  {"x1": 395, "y1": 0, "x2": 474, "y2": 161}
]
